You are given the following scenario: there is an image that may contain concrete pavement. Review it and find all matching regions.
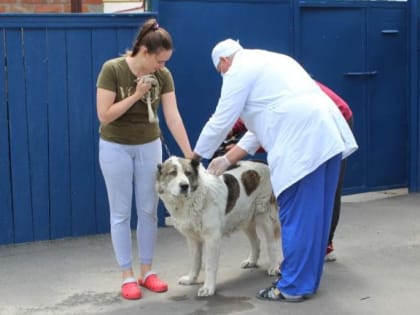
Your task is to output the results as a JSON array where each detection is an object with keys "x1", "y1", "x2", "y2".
[{"x1": 0, "y1": 190, "x2": 419, "y2": 315}]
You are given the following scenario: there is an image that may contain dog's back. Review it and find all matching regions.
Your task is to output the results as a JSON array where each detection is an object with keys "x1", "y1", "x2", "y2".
[{"x1": 220, "y1": 160, "x2": 276, "y2": 234}]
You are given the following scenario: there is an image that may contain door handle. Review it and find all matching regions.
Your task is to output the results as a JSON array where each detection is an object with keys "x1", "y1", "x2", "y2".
[
  {"x1": 344, "y1": 71, "x2": 378, "y2": 77},
  {"x1": 382, "y1": 29, "x2": 399, "y2": 35}
]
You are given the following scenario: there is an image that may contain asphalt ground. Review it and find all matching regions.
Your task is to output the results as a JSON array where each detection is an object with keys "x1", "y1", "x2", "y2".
[{"x1": 0, "y1": 189, "x2": 419, "y2": 315}]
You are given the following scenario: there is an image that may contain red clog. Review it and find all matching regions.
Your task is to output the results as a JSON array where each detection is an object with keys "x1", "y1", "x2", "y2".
[
  {"x1": 121, "y1": 281, "x2": 142, "y2": 300},
  {"x1": 139, "y1": 274, "x2": 168, "y2": 293}
]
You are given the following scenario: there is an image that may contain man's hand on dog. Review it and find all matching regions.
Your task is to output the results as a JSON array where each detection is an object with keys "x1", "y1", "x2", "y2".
[{"x1": 208, "y1": 155, "x2": 231, "y2": 175}]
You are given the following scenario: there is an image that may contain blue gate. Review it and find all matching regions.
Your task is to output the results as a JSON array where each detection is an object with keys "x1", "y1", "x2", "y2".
[
  {"x1": 159, "y1": 0, "x2": 411, "y2": 195},
  {"x1": 297, "y1": 1, "x2": 408, "y2": 193},
  {"x1": 0, "y1": 0, "x2": 415, "y2": 245}
]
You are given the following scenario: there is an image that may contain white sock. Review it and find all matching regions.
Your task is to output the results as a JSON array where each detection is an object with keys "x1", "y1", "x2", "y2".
[
  {"x1": 143, "y1": 270, "x2": 156, "y2": 281},
  {"x1": 122, "y1": 277, "x2": 137, "y2": 285}
]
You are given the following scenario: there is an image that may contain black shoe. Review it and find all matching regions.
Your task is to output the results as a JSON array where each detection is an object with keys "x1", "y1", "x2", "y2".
[{"x1": 257, "y1": 286, "x2": 305, "y2": 303}]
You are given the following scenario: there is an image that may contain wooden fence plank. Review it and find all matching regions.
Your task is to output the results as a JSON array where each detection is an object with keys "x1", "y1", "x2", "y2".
[
  {"x1": 24, "y1": 29, "x2": 50, "y2": 241},
  {"x1": 66, "y1": 29, "x2": 96, "y2": 237},
  {"x1": 0, "y1": 29, "x2": 14, "y2": 245},
  {"x1": 46, "y1": 29, "x2": 73, "y2": 239},
  {"x1": 117, "y1": 28, "x2": 136, "y2": 54},
  {"x1": 6, "y1": 29, "x2": 34, "y2": 243}
]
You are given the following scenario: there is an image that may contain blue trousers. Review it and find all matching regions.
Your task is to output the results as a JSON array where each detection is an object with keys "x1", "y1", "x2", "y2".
[{"x1": 276, "y1": 154, "x2": 341, "y2": 296}]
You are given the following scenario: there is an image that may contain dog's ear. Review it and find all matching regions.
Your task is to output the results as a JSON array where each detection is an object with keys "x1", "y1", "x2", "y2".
[
  {"x1": 157, "y1": 163, "x2": 162, "y2": 175},
  {"x1": 190, "y1": 158, "x2": 200, "y2": 169}
]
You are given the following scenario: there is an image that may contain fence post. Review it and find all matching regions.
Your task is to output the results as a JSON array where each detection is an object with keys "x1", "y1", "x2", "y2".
[{"x1": 144, "y1": 0, "x2": 159, "y2": 12}]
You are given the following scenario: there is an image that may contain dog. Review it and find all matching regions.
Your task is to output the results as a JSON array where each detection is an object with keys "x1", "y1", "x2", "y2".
[{"x1": 156, "y1": 156, "x2": 281, "y2": 296}]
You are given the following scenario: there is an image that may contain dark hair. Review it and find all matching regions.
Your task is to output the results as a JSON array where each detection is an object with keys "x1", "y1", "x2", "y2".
[{"x1": 130, "y1": 18, "x2": 173, "y2": 57}]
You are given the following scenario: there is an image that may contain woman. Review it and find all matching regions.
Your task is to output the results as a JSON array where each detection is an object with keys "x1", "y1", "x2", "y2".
[{"x1": 96, "y1": 18, "x2": 192, "y2": 300}]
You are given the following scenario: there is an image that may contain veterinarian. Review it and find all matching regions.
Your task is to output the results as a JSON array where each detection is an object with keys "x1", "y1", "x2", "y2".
[
  {"x1": 215, "y1": 81, "x2": 354, "y2": 263},
  {"x1": 191, "y1": 39, "x2": 358, "y2": 302},
  {"x1": 96, "y1": 18, "x2": 193, "y2": 300}
]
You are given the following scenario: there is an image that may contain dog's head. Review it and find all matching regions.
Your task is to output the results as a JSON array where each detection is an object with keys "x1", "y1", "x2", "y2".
[{"x1": 156, "y1": 156, "x2": 200, "y2": 197}]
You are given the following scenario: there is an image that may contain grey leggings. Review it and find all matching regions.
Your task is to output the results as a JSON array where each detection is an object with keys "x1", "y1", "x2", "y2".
[{"x1": 99, "y1": 138, "x2": 162, "y2": 270}]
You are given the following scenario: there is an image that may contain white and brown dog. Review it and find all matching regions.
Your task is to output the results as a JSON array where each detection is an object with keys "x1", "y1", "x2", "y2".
[{"x1": 156, "y1": 156, "x2": 280, "y2": 296}]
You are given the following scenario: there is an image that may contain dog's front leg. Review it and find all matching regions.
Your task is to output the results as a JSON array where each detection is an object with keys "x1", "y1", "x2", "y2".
[
  {"x1": 178, "y1": 236, "x2": 203, "y2": 285},
  {"x1": 197, "y1": 234, "x2": 221, "y2": 297}
]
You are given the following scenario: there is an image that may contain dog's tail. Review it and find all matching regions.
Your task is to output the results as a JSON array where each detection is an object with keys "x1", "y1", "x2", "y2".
[
  {"x1": 256, "y1": 192, "x2": 281, "y2": 243},
  {"x1": 269, "y1": 192, "x2": 281, "y2": 240}
]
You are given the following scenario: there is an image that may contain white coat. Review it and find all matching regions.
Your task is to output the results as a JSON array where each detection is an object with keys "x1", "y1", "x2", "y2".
[{"x1": 194, "y1": 49, "x2": 358, "y2": 197}]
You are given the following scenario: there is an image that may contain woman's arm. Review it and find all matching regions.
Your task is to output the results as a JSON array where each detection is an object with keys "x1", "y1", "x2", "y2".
[
  {"x1": 161, "y1": 91, "x2": 193, "y2": 158},
  {"x1": 96, "y1": 79, "x2": 152, "y2": 125}
]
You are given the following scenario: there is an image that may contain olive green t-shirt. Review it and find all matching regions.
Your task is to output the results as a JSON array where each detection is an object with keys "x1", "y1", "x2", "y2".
[{"x1": 96, "y1": 56, "x2": 175, "y2": 144}]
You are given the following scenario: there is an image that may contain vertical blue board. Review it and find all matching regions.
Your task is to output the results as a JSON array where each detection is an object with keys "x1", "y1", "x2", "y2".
[
  {"x1": 24, "y1": 29, "x2": 50, "y2": 241},
  {"x1": 413, "y1": 0, "x2": 420, "y2": 192},
  {"x1": 91, "y1": 28, "x2": 120, "y2": 234},
  {"x1": 66, "y1": 29, "x2": 96, "y2": 236},
  {"x1": 299, "y1": 7, "x2": 367, "y2": 193},
  {"x1": 6, "y1": 29, "x2": 34, "y2": 243},
  {"x1": 46, "y1": 29, "x2": 72, "y2": 239},
  {"x1": 367, "y1": 7, "x2": 407, "y2": 189},
  {"x1": 0, "y1": 29, "x2": 14, "y2": 245},
  {"x1": 117, "y1": 28, "x2": 136, "y2": 54}
]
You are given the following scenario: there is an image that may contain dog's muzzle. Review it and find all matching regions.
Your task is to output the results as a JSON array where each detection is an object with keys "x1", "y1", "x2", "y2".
[{"x1": 179, "y1": 183, "x2": 189, "y2": 195}]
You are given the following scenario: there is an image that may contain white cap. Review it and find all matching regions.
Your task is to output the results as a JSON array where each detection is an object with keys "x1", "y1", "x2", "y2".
[{"x1": 211, "y1": 38, "x2": 243, "y2": 69}]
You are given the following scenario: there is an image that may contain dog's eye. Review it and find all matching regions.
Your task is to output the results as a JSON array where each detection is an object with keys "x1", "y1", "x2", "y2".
[
  {"x1": 169, "y1": 170, "x2": 177, "y2": 176},
  {"x1": 184, "y1": 170, "x2": 192, "y2": 176}
]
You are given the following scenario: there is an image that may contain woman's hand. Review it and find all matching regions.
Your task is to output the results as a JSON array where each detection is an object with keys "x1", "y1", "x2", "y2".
[{"x1": 134, "y1": 76, "x2": 153, "y2": 99}]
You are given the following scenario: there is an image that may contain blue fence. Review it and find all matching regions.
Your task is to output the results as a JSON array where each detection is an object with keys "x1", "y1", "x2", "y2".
[
  {"x1": 0, "y1": 14, "x2": 155, "y2": 244},
  {"x1": 0, "y1": 0, "x2": 416, "y2": 245}
]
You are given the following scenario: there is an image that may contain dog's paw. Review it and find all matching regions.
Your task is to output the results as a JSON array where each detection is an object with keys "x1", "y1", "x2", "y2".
[
  {"x1": 197, "y1": 285, "x2": 215, "y2": 297},
  {"x1": 240, "y1": 259, "x2": 258, "y2": 269},
  {"x1": 178, "y1": 275, "x2": 200, "y2": 285}
]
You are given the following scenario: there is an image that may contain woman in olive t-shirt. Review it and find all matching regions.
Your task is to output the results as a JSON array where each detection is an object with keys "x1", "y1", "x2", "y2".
[{"x1": 96, "y1": 18, "x2": 192, "y2": 300}]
